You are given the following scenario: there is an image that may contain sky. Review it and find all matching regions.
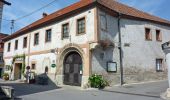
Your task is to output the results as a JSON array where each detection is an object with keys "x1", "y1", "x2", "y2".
[{"x1": 1, "y1": 0, "x2": 170, "y2": 34}]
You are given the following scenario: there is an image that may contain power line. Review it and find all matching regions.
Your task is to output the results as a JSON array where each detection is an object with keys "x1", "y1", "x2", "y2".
[
  {"x1": 2, "y1": 0, "x2": 59, "y2": 33},
  {"x1": 15, "y1": 0, "x2": 58, "y2": 21}
]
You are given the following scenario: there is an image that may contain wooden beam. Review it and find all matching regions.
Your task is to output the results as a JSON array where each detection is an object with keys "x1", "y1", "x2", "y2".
[{"x1": 0, "y1": 0, "x2": 11, "y2": 5}]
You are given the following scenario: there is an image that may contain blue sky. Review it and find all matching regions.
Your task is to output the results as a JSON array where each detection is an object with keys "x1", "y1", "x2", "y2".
[{"x1": 2, "y1": 0, "x2": 170, "y2": 34}]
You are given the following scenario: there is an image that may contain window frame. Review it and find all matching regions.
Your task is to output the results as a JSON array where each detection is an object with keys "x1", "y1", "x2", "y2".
[
  {"x1": 156, "y1": 29, "x2": 162, "y2": 42},
  {"x1": 62, "y1": 23, "x2": 69, "y2": 39},
  {"x1": 14, "y1": 40, "x2": 18, "y2": 50},
  {"x1": 45, "y1": 29, "x2": 52, "y2": 43},
  {"x1": 31, "y1": 63, "x2": 36, "y2": 70},
  {"x1": 76, "y1": 17, "x2": 86, "y2": 35},
  {"x1": 34, "y1": 33, "x2": 39, "y2": 45},
  {"x1": 23, "y1": 37, "x2": 28, "y2": 48},
  {"x1": 100, "y1": 13, "x2": 107, "y2": 31},
  {"x1": 0, "y1": 56, "x2": 3, "y2": 62},
  {"x1": 7, "y1": 42, "x2": 11, "y2": 52},
  {"x1": 145, "y1": 28, "x2": 152, "y2": 41},
  {"x1": 156, "y1": 58, "x2": 163, "y2": 72}
]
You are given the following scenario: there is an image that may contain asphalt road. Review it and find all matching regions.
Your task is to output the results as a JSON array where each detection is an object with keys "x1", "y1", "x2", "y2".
[{"x1": 0, "y1": 80, "x2": 168, "y2": 100}]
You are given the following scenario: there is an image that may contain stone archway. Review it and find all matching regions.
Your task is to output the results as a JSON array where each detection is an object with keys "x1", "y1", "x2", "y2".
[{"x1": 56, "y1": 43, "x2": 86, "y2": 86}]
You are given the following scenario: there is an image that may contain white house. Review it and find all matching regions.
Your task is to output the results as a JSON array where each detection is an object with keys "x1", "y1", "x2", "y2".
[{"x1": 3, "y1": 0, "x2": 170, "y2": 87}]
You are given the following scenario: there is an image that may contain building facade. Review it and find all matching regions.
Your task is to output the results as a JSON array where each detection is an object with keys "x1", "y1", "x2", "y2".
[
  {"x1": 0, "y1": 33, "x2": 8, "y2": 78},
  {"x1": 3, "y1": 0, "x2": 170, "y2": 87}
]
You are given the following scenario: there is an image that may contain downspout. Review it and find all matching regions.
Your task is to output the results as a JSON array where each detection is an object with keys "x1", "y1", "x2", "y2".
[
  {"x1": 27, "y1": 33, "x2": 31, "y2": 67},
  {"x1": 118, "y1": 13, "x2": 124, "y2": 86}
]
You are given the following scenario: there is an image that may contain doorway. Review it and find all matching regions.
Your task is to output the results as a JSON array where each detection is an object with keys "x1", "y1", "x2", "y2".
[
  {"x1": 14, "y1": 63, "x2": 22, "y2": 80},
  {"x1": 63, "y1": 52, "x2": 82, "y2": 86}
]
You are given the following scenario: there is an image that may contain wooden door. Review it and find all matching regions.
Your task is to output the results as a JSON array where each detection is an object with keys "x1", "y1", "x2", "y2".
[{"x1": 64, "y1": 52, "x2": 82, "y2": 86}]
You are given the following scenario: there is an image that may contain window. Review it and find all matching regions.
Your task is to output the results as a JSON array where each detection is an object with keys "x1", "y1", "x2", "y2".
[
  {"x1": 156, "y1": 59, "x2": 163, "y2": 72},
  {"x1": 7, "y1": 42, "x2": 11, "y2": 52},
  {"x1": 145, "y1": 28, "x2": 152, "y2": 40},
  {"x1": 23, "y1": 37, "x2": 27, "y2": 48},
  {"x1": 15, "y1": 40, "x2": 18, "y2": 50},
  {"x1": 0, "y1": 56, "x2": 3, "y2": 62},
  {"x1": 31, "y1": 63, "x2": 36, "y2": 70},
  {"x1": 100, "y1": 14, "x2": 107, "y2": 31},
  {"x1": 156, "y1": 30, "x2": 162, "y2": 41},
  {"x1": 5, "y1": 65, "x2": 11, "y2": 71},
  {"x1": 45, "y1": 29, "x2": 52, "y2": 42},
  {"x1": 0, "y1": 44, "x2": 3, "y2": 49},
  {"x1": 62, "y1": 23, "x2": 69, "y2": 39},
  {"x1": 77, "y1": 17, "x2": 85, "y2": 35},
  {"x1": 34, "y1": 33, "x2": 39, "y2": 45}
]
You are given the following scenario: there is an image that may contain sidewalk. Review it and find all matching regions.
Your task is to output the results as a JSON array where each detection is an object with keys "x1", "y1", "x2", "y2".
[{"x1": 102, "y1": 80, "x2": 168, "y2": 98}]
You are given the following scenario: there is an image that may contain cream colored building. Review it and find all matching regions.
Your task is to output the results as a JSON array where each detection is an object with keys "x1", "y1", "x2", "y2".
[{"x1": 3, "y1": 0, "x2": 170, "y2": 87}]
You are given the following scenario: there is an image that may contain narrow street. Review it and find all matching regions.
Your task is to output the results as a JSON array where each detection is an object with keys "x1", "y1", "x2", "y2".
[{"x1": 0, "y1": 80, "x2": 168, "y2": 100}]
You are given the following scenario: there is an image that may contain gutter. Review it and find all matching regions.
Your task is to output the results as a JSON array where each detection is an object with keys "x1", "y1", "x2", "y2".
[{"x1": 118, "y1": 13, "x2": 124, "y2": 86}]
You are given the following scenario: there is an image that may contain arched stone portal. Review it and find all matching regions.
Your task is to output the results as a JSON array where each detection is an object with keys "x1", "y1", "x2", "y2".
[{"x1": 56, "y1": 43, "x2": 89, "y2": 87}]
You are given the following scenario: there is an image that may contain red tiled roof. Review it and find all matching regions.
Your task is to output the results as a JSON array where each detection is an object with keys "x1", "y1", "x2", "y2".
[
  {"x1": 0, "y1": 33, "x2": 8, "y2": 39},
  {"x1": 97, "y1": 0, "x2": 170, "y2": 25},
  {"x1": 3, "y1": 0, "x2": 170, "y2": 41}
]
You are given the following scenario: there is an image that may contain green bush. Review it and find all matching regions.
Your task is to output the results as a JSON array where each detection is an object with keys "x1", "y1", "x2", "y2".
[{"x1": 88, "y1": 74, "x2": 108, "y2": 89}]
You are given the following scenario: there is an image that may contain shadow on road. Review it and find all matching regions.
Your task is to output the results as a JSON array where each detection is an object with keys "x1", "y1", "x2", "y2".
[{"x1": 0, "y1": 73, "x2": 61, "y2": 98}]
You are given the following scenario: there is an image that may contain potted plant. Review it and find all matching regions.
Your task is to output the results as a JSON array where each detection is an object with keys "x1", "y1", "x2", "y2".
[
  {"x1": 88, "y1": 74, "x2": 108, "y2": 89},
  {"x1": 2, "y1": 73, "x2": 9, "y2": 81}
]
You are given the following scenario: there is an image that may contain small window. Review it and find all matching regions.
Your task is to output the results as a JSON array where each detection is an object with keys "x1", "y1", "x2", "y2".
[
  {"x1": 5, "y1": 65, "x2": 10, "y2": 71},
  {"x1": 145, "y1": 28, "x2": 152, "y2": 40},
  {"x1": 31, "y1": 63, "x2": 36, "y2": 70},
  {"x1": 34, "y1": 33, "x2": 39, "y2": 45},
  {"x1": 45, "y1": 29, "x2": 52, "y2": 42},
  {"x1": 7, "y1": 42, "x2": 11, "y2": 52},
  {"x1": 45, "y1": 66, "x2": 48, "y2": 74},
  {"x1": 100, "y1": 52, "x2": 105, "y2": 60},
  {"x1": 23, "y1": 37, "x2": 27, "y2": 48},
  {"x1": 62, "y1": 23, "x2": 69, "y2": 39},
  {"x1": 156, "y1": 59, "x2": 163, "y2": 72},
  {"x1": 77, "y1": 17, "x2": 85, "y2": 35},
  {"x1": 15, "y1": 40, "x2": 18, "y2": 50},
  {"x1": 100, "y1": 14, "x2": 107, "y2": 31},
  {"x1": 156, "y1": 30, "x2": 162, "y2": 41},
  {"x1": 0, "y1": 44, "x2": 3, "y2": 49},
  {"x1": 0, "y1": 56, "x2": 3, "y2": 62}
]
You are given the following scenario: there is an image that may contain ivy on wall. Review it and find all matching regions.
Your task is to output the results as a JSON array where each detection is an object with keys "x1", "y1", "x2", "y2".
[{"x1": 12, "y1": 54, "x2": 26, "y2": 75}]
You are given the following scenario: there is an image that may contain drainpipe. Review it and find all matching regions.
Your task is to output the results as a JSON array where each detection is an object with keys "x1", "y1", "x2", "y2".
[
  {"x1": 118, "y1": 13, "x2": 124, "y2": 86},
  {"x1": 27, "y1": 33, "x2": 31, "y2": 66}
]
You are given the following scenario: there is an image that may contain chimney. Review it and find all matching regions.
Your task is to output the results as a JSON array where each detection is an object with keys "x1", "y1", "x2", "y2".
[{"x1": 42, "y1": 12, "x2": 48, "y2": 18}]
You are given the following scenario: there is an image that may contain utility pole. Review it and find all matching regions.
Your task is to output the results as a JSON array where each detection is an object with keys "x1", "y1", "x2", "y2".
[
  {"x1": 0, "y1": 0, "x2": 11, "y2": 32},
  {"x1": 10, "y1": 19, "x2": 14, "y2": 34}
]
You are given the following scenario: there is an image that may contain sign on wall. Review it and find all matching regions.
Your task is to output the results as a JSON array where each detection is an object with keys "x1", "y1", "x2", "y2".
[
  {"x1": 107, "y1": 61, "x2": 117, "y2": 72},
  {"x1": 51, "y1": 64, "x2": 56, "y2": 68}
]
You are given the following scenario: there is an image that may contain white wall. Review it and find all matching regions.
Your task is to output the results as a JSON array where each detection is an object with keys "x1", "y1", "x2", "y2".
[
  {"x1": 93, "y1": 9, "x2": 170, "y2": 73},
  {"x1": 4, "y1": 7, "x2": 96, "y2": 74}
]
